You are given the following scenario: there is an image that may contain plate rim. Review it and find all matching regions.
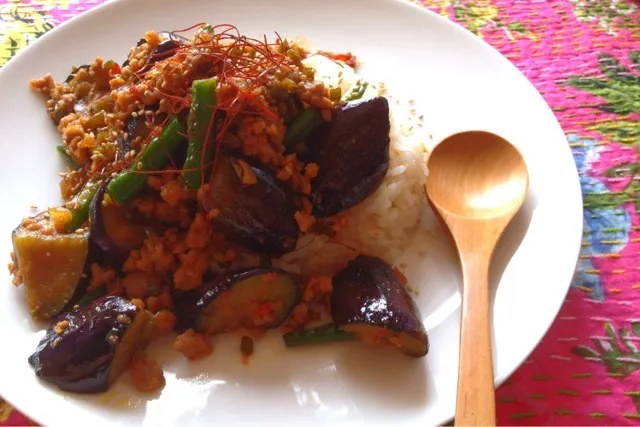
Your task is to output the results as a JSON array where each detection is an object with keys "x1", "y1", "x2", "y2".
[{"x1": 0, "y1": 0, "x2": 584, "y2": 425}]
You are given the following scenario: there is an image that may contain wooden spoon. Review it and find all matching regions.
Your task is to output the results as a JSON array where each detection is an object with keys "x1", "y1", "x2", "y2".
[{"x1": 425, "y1": 131, "x2": 529, "y2": 426}]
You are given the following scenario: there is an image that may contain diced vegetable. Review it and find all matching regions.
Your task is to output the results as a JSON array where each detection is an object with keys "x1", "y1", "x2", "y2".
[
  {"x1": 283, "y1": 108, "x2": 323, "y2": 147},
  {"x1": 89, "y1": 95, "x2": 116, "y2": 115},
  {"x1": 344, "y1": 79, "x2": 369, "y2": 101},
  {"x1": 283, "y1": 324, "x2": 356, "y2": 348},
  {"x1": 12, "y1": 214, "x2": 89, "y2": 321},
  {"x1": 182, "y1": 77, "x2": 219, "y2": 190},
  {"x1": 174, "y1": 268, "x2": 301, "y2": 335},
  {"x1": 300, "y1": 54, "x2": 357, "y2": 98},
  {"x1": 89, "y1": 184, "x2": 146, "y2": 267},
  {"x1": 310, "y1": 97, "x2": 391, "y2": 217},
  {"x1": 108, "y1": 116, "x2": 186, "y2": 204},
  {"x1": 200, "y1": 157, "x2": 298, "y2": 255},
  {"x1": 330, "y1": 255, "x2": 429, "y2": 357},
  {"x1": 65, "y1": 180, "x2": 100, "y2": 233},
  {"x1": 28, "y1": 296, "x2": 154, "y2": 393}
]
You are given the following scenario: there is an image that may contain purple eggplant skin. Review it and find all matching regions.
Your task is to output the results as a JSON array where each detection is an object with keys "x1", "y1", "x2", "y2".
[
  {"x1": 28, "y1": 296, "x2": 154, "y2": 394},
  {"x1": 64, "y1": 64, "x2": 90, "y2": 84},
  {"x1": 123, "y1": 33, "x2": 186, "y2": 69},
  {"x1": 148, "y1": 38, "x2": 183, "y2": 63},
  {"x1": 118, "y1": 108, "x2": 170, "y2": 162},
  {"x1": 152, "y1": 31, "x2": 190, "y2": 62},
  {"x1": 122, "y1": 38, "x2": 148, "y2": 68},
  {"x1": 136, "y1": 33, "x2": 187, "y2": 73},
  {"x1": 157, "y1": 31, "x2": 190, "y2": 43},
  {"x1": 174, "y1": 268, "x2": 301, "y2": 335},
  {"x1": 89, "y1": 183, "x2": 128, "y2": 267},
  {"x1": 200, "y1": 157, "x2": 298, "y2": 255},
  {"x1": 310, "y1": 97, "x2": 391, "y2": 217},
  {"x1": 89, "y1": 184, "x2": 146, "y2": 268},
  {"x1": 117, "y1": 115, "x2": 142, "y2": 159},
  {"x1": 330, "y1": 255, "x2": 429, "y2": 357}
]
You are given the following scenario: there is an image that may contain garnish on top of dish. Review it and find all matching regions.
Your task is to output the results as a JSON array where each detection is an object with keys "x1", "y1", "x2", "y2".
[{"x1": 8, "y1": 23, "x2": 430, "y2": 394}]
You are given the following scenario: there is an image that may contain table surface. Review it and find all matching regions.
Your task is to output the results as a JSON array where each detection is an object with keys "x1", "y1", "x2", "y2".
[{"x1": 0, "y1": 0, "x2": 639, "y2": 425}]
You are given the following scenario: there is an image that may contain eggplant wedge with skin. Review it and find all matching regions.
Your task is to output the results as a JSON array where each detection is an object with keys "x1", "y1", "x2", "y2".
[
  {"x1": 330, "y1": 255, "x2": 428, "y2": 357},
  {"x1": 11, "y1": 214, "x2": 89, "y2": 321},
  {"x1": 89, "y1": 184, "x2": 146, "y2": 267},
  {"x1": 174, "y1": 268, "x2": 301, "y2": 334},
  {"x1": 310, "y1": 97, "x2": 391, "y2": 217},
  {"x1": 200, "y1": 157, "x2": 298, "y2": 255},
  {"x1": 28, "y1": 296, "x2": 154, "y2": 394}
]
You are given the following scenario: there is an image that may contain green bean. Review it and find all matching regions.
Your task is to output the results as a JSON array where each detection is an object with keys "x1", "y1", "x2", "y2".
[
  {"x1": 283, "y1": 108, "x2": 323, "y2": 147},
  {"x1": 283, "y1": 324, "x2": 355, "y2": 348},
  {"x1": 345, "y1": 80, "x2": 369, "y2": 101},
  {"x1": 75, "y1": 286, "x2": 107, "y2": 307},
  {"x1": 65, "y1": 180, "x2": 100, "y2": 233},
  {"x1": 108, "y1": 116, "x2": 186, "y2": 204},
  {"x1": 182, "y1": 77, "x2": 219, "y2": 191}
]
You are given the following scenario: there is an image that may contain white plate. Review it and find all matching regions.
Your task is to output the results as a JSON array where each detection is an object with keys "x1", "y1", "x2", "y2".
[{"x1": 0, "y1": 0, "x2": 582, "y2": 426}]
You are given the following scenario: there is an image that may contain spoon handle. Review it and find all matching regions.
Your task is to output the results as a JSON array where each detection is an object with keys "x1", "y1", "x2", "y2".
[{"x1": 455, "y1": 253, "x2": 496, "y2": 426}]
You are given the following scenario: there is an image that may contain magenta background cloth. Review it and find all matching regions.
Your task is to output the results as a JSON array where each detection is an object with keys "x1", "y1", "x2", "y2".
[{"x1": 1, "y1": 0, "x2": 639, "y2": 425}]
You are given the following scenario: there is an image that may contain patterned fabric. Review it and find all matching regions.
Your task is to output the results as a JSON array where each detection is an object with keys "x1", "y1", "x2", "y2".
[{"x1": 0, "y1": 0, "x2": 638, "y2": 425}]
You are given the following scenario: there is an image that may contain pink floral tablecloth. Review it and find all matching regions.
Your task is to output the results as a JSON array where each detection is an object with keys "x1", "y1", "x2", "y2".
[{"x1": 1, "y1": 0, "x2": 639, "y2": 425}]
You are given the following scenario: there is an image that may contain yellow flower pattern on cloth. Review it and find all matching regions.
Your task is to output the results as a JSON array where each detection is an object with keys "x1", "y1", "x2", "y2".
[
  {"x1": 415, "y1": 0, "x2": 535, "y2": 39},
  {"x1": 419, "y1": 0, "x2": 452, "y2": 16},
  {"x1": 0, "y1": 0, "x2": 639, "y2": 425},
  {"x1": 0, "y1": 0, "x2": 53, "y2": 66},
  {"x1": 0, "y1": 400, "x2": 13, "y2": 423},
  {"x1": 28, "y1": 0, "x2": 74, "y2": 9},
  {"x1": 453, "y1": 0, "x2": 536, "y2": 39},
  {"x1": 455, "y1": 0, "x2": 499, "y2": 33}
]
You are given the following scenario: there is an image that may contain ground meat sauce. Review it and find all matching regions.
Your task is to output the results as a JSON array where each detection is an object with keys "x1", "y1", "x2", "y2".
[
  {"x1": 13, "y1": 22, "x2": 427, "y2": 396},
  {"x1": 129, "y1": 352, "x2": 165, "y2": 392},
  {"x1": 174, "y1": 329, "x2": 213, "y2": 360}
]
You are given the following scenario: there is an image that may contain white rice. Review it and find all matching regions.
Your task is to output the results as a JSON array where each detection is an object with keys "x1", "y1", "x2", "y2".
[{"x1": 274, "y1": 81, "x2": 433, "y2": 277}]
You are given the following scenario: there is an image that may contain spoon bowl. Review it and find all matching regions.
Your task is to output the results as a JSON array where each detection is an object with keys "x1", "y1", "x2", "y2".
[
  {"x1": 425, "y1": 130, "x2": 529, "y2": 427},
  {"x1": 427, "y1": 131, "x2": 529, "y2": 220}
]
